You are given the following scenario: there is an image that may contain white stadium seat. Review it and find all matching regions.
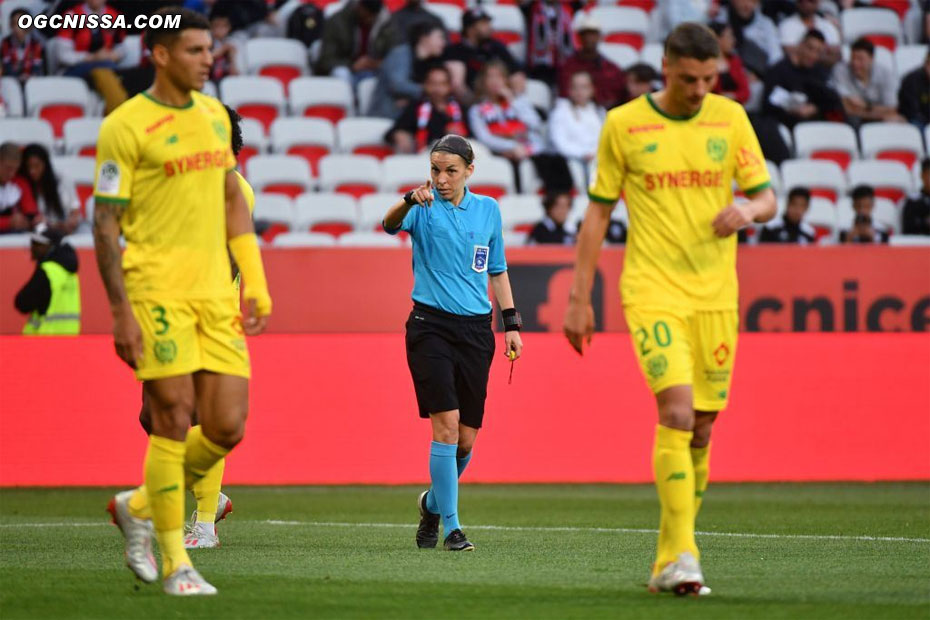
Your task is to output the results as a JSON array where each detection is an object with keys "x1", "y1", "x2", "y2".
[
  {"x1": 805, "y1": 197, "x2": 839, "y2": 242},
  {"x1": 336, "y1": 117, "x2": 394, "y2": 158},
  {"x1": 62, "y1": 233, "x2": 94, "y2": 248},
  {"x1": 237, "y1": 117, "x2": 267, "y2": 168},
  {"x1": 640, "y1": 42, "x2": 664, "y2": 72},
  {"x1": 766, "y1": 160, "x2": 783, "y2": 196},
  {"x1": 289, "y1": 76, "x2": 354, "y2": 123},
  {"x1": 780, "y1": 159, "x2": 848, "y2": 203},
  {"x1": 425, "y1": 4, "x2": 463, "y2": 35},
  {"x1": 895, "y1": 44, "x2": 928, "y2": 77},
  {"x1": 873, "y1": 197, "x2": 901, "y2": 234},
  {"x1": 1, "y1": 77, "x2": 24, "y2": 116},
  {"x1": 119, "y1": 34, "x2": 142, "y2": 69},
  {"x1": 293, "y1": 192, "x2": 358, "y2": 235},
  {"x1": 847, "y1": 159, "x2": 914, "y2": 203},
  {"x1": 841, "y1": 8, "x2": 902, "y2": 50},
  {"x1": 467, "y1": 155, "x2": 515, "y2": 199},
  {"x1": 272, "y1": 231, "x2": 337, "y2": 247},
  {"x1": 337, "y1": 231, "x2": 404, "y2": 247},
  {"x1": 357, "y1": 193, "x2": 399, "y2": 232},
  {"x1": 859, "y1": 122, "x2": 926, "y2": 169},
  {"x1": 318, "y1": 154, "x2": 382, "y2": 198},
  {"x1": 0, "y1": 234, "x2": 31, "y2": 248},
  {"x1": 598, "y1": 43, "x2": 640, "y2": 69},
  {"x1": 200, "y1": 80, "x2": 219, "y2": 99},
  {"x1": 355, "y1": 76, "x2": 378, "y2": 121},
  {"x1": 585, "y1": 6, "x2": 650, "y2": 50},
  {"x1": 246, "y1": 155, "x2": 315, "y2": 198},
  {"x1": 220, "y1": 76, "x2": 286, "y2": 133},
  {"x1": 244, "y1": 38, "x2": 309, "y2": 90},
  {"x1": 502, "y1": 231, "x2": 529, "y2": 247},
  {"x1": 51, "y1": 155, "x2": 94, "y2": 193},
  {"x1": 24, "y1": 77, "x2": 91, "y2": 138},
  {"x1": 252, "y1": 193, "x2": 295, "y2": 230},
  {"x1": 793, "y1": 121, "x2": 859, "y2": 170},
  {"x1": 525, "y1": 79, "x2": 553, "y2": 112},
  {"x1": 269, "y1": 117, "x2": 336, "y2": 175},
  {"x1": 381, "y1": 154, "x2": 431, "y2": 193},
  {"x1": 499, "y1": 195, "x2": 543, "y2": 232},
  {"x1": 0, "y1": 118, "x2": 54, "y2": 151},
  {"x1": 483, "y1": 5, "x2": 526, "y2": 46},
  {"x1": 63, "y1": 118, "x2": 101, "y2": 156}
]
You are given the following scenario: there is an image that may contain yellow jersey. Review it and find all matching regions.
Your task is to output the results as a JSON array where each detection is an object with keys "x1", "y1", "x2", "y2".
[
  {"x1": 235, "y1": 170, "x2": 255, "y2": 214},
  {"x1": 589, "y1": 93, "x2": 770, "y2": 310},
  {"x1": 94, "y1": 91, "x2": 237, "y2": 301}
]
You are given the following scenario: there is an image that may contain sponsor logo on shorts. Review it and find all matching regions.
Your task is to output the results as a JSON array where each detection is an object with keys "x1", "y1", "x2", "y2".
[
  {"x1": 713, "y1": 342, "x2": 730, "y2": 366},
  {"x1": 646, "y1": 353, "x2": 667, "y2": 379},
  {"x1": 154, "y1": 339, "x2": 177, "y2": 364},
  {"x1": 472, "y1": 245, "x2": 489, "y2": 273}
]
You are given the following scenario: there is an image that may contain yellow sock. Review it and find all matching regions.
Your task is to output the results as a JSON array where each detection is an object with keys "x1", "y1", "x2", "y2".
[
  {"x1": 192, "y1": 457, "x2": 225, "y2": 524},
  {"x1": 184, "y1": 425, "x2": 229, "y2": 496},
  {"x1": 127, "y1": 485, "x2": 151, "y2": 520},
  {"x1": 145, "y1": 435, "x2": 191, "y2": 577},
  {"x1": 691, "y1": 444, "x2": 711, "y2": 518},
  {"x1": 652, "y1": 425, "x2": 698, "y2": 575}
]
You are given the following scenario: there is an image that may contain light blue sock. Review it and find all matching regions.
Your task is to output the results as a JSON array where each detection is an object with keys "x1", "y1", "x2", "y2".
[
  {"x1": 428, "y1": 441, "x2": 460, "y2": 532},
  {"x1": 427, "y1": 451, "x2": 472, "y2": 514}
]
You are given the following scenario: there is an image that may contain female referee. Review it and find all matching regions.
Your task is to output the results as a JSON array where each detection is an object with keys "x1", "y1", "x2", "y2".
[{"x1": 383, "y1": 134, "x2": 523, "y2": 552}]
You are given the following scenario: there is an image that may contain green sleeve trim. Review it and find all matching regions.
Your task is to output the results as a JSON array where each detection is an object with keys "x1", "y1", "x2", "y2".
[
  {"x1": 93, "y1": 195, "x2": 130, "y2": 204},
  {"x1": 588, "y1": 191, "x2": 619, "y2": 205},
  {"x1": 743, "y1": 181, "x2": 772, "y2": 196}
]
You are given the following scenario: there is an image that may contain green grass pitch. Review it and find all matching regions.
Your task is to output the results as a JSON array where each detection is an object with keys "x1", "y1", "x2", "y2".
[{"x1": 1, "y1": 483, "x2": 928, "y2": 619}]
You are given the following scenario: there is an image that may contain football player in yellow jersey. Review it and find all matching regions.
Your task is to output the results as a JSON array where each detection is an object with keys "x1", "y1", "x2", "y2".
[
  {"x1": 135, "y1": 104, "x2": 255, "y2": 552},
  {"x1": 94, "y1": 8, "x2": 271, "y2": 596},
  {"x1": 564, "y1": 23, "x2": 776, "y2": 595}
]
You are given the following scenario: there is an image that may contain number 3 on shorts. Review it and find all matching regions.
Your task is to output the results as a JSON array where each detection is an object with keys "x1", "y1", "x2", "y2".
[
  {"x1": 635, "y1": 320, "x2": 672, "y2": 356},
  {"x1": 151, "y1": 305, "x2": 169, "y2": 335}
]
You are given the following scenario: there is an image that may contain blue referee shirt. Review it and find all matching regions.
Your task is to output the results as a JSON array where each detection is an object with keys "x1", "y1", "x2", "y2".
[{"x1": 384, "y1": 187, "x2": 507, "y2": 316}]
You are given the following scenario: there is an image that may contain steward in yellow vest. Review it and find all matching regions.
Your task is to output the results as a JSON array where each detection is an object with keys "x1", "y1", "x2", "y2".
[{"x1": 15, "y1": 223, "x2": 80, "y2": 335}]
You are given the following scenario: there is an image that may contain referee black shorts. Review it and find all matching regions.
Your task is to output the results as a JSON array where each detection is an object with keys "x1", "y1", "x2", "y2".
[{"x1": 405, "y1": 302, "x2": 495, "y2": 429}]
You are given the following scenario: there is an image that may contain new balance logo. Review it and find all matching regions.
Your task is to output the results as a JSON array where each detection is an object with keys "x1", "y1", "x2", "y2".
[{"x1": 666, "y1": 472, "x2": 686, "y2": 481}]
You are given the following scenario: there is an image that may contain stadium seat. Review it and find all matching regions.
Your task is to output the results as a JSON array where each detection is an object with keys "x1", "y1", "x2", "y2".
[
  {"x1": 873, "y1": 197, "x2": 901, "y2": 234},
  {"x1": 806, "y1": 197, "x2": 839, "y2": 242},
  {"x1": 0, "y1": 234, "x2": 31, "y2": 248},
  {"x1": 357, "y1": 193, "x2": 398, "y2": 232},
  {"x1": 0, "y1": 76, "x2": 24, "y2": 117},
  {"x1": 598, "y1": 43, "x2": 640, "y2": 70},
  {"x1": 293, "y1": 192, "x2": 358, "y2": 237},
  {"x1": 425, "y1": 4, "x2": 463, "y2": 41},
  {"x1": 502, "y1": 230, "x2": 528, "y2": 246},
  {"x1": 337, "y1": 231, "x2": 404, "y2": 247},
  {"x1": 781, "y1": 159, "x2": 847, "y2": 203},
  {"x1": 484, "y1": 4, "x2": 526, "y2": 46},
  {"x1": 63, "y1": 118, "x2": 101, "y2": 156},
  {"x1": 525, "y1": 79, "x2": 553, "y2": 112},
  {"x1": 871, "y1": 0, "x2": 911, "y2": 20},
  {"x1": 62, "y1": 233, "x2": 94, "y2": 248},
  {"x1": 220, "y1": 76, "x2": 286, "y2": 133},
  {"x1": 0, "y1": 118, "x2": 54, "y2": 151},
  {"x1": 271, "y1": 231, "x2": 337, "y2": 247},
  {"x1": 200, "y1": 80, "x2": 219, "y2": 99},
  {"x1": 381, "y1": 154, "x2": 431, "y2": 193},
  {"x1": 24, "y1": 77, "x2": 91, "y2": 138},
  {"x1": 793, "y1": 122, "x2": 859, "y2": 170},
  {"x1": 467, "y1": 155, "x2": 515, "y2": 199},
  {"x1": 289, "y1": 76, "x2": 354, "y2": 123},
  {"x1": 847, "y1": 159, "x2": 914, "y2": 203},
  {"x1": 766, "y1": 160, "x2": 783, "y2": 196},
  {"x1": 356, "y1": 76, "x2": 378, "y2": 118},
  {"x1": 252, "y1": 192, "x2": 295, "y2": 241},
  {"x1": 318, "y1": 154, "x2": 382, "y2": 198},
  {"x1": 246, "y1": 155, "x2": 314, "y2": 198},
  {"x1": 841, "y1": 8, "x2": 902, "y2": 51},
  {"x1": 640, "y1": 43, "x2": 663, "y2": 72},
  {"x1": 244, "y1": 38, "x2": 309, "y2": 92},
  {"x1": 238, "y1": 117, "x2": 266, "y2": 170},
  {"x1": 499, "y1": 195, "x2": 543, "y2": 233},
  {"x1": 859, "y1": 123, "x2": 926, "y2": 169},
  {"x1": 895, "y1": 44, "x2": 928, "y2": 77},
  {"x1": 585, "y1": 7, "x2": 650, "y2": 50},
  {"x1": 52, "y1": 156, "x2": 95, "y2": 213},
  {"x1": 336, "y1": 117, "x2": 394, "y2": 159},
  {"x1": 119, "y1": 34, "x2": 142, "y2": 69},
  {"x1": 270, "y1": 117, "x2": 335, "y2": 176}
]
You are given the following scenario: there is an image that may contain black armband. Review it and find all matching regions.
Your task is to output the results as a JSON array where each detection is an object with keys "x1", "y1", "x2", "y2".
[
  {"x1": 403, "y1": 189, "x2": 417, "y2": 207},
  {"x1": 501, "y1": 308, "x2": 522, "y2": 332}
]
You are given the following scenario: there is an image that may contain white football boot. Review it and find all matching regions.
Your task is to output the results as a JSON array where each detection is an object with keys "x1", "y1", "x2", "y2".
[
  {"x1": 162, "y1": 565, "x2": 218, "y2": 596},
  {"x1": 648, "y1": 551, "x2": 708, "y2": 596},
  {"x1": 106, "y1": 490, "x2": 158, "y2": 584}
]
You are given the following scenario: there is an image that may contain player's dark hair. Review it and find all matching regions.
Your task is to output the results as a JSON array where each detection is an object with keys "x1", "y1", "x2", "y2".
[
  {"x1": 851, "y1": 185, "x2": 875, "y2": 201},
  {"x1": 430, "y1": 134, "x2": 474, "y2": 166},
  {"x1": 788, "y1": 187, "x2": 811, "y2": 204},
  {"x1": 542, "y1": 191, "x2": 571, "y2": 212},
  {"x1": 851, "y1": 37, "x2": 874, "y2": 56},
  {"x1": 224, "y1": 104, "x2": 244, "y2": 156},
  {"x1": 922, "y1": 157, "x2": 930, "y2": 173},
  {"x1": 803, "y1": 28, "x2": 826, "y2": 44},
  {"x1": 409, "y1": 20, "x2": 443, "y2": 48},
  {"x1": 18, "y1": 143, "x2": 64, "y2": 222},
  {"x1": 665, "y1": 23, "x2": 720, "y2": 61},
  {"x1": 144, "y1": 7, "x2": 210, "y2": 52}
]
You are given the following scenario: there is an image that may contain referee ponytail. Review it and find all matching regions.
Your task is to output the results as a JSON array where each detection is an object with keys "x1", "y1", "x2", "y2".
[{"x1": 430, "y1": 135, "x2": 475, "y2": 167}]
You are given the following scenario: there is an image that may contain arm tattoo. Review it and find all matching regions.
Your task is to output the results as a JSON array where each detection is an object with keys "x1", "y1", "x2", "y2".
[{"x1": 93, "y1": 201, "x2": 129, "y2": 308}]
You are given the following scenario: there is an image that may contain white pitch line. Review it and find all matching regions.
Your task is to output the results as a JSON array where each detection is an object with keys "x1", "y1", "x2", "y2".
[{"x1": 2, "y1": 520, "x2": 928, "y2": 544}]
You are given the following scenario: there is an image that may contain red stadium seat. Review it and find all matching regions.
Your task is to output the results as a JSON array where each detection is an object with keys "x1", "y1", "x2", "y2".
[
  {"x1": 261, "y1": 222, "x2": 289, "y2": 243},
  {"x1": 353, "y1": 145, "x2": 394, "y2": 160},
  {"x1": 811, "y1": 149, "x2": 853, "y2": 171},
  {"x1": 259, "y1": 65, "x2": 302, "y2": 91},
  {"x1": 303, "y1": 105, "x2": 347, "y2": 124},
  {"x1": 287, "y1": 145, "x2": 331, "y2": 176},
  {"x1": 337, "y1": 182, "x2": 379, "y2": 198},
  {"x1": 872, "y1": 0, "x2": 910, "y2": 19},
  {"x1": 469, "y1": 185, "x2": 507, "y2": 201},
  {"x1": 618, "y1": 0, "x2": 656, "y2": 11},
  {"x1": 40, "y1": 105, "x2": 83, "y2": 139},
  {"x1": 865, "y1": 33, "x2": 897, "y2": 51},
  {"x1": 875, "y1": 150, "x2": 919, "y2": 169},
  {"x1": 310, "y1": 222, "x2": 354, "y2": 237},
  {"x1": 78, "y1": 146, "x2": 96, "y2": 157},
  {"x1": 237, "y1": 145, "x2": 259, "y2": 170},
  {"x1": 262, "y1": 183, "x2": 306, "y2": 199},
  {"x1": 237, "y1": 104, "x2": 279, "y2": 133}
]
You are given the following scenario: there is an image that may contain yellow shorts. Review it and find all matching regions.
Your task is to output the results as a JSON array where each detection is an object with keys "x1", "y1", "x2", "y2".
[
  {"x1": 131, "y1": 297, "x2": 250, "y2": 381},
  {"x1": 624, "y1": 305, "x2": 738, "y2": 412}
]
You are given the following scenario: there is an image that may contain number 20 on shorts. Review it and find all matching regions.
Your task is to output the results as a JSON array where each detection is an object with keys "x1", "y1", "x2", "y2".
[{"x1": 635, "y1": 320, "x2": 672, "y2": 356}]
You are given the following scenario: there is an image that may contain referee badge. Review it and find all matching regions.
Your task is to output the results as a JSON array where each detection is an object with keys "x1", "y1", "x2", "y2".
[{"x1": 472, "y1": 245, "x2": 489, "y2": 273}]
